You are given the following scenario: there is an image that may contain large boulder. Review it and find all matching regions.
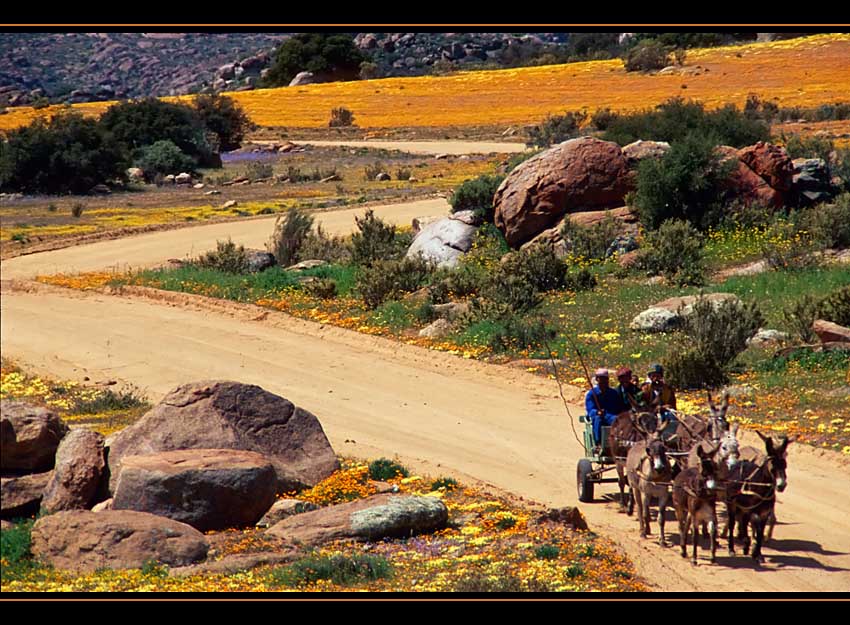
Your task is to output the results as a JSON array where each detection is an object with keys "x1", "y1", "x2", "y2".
[
  {"x1": 112, "y1": 449, "x2": 278, "y2": 532},
  {"x1": 737, "y1": 142, "x2": 794, "y2": 192},
  {"x1": 40, "y1": 429, "x2": 106, "y2": 515},
  {"x1": 289, "y1": 71, "x2": 318, "y2": 87},
  {"x1": 406, "y1": 210, "x2": 479, "y2": 268},
  {"x1": 1, "y1": 401, "x2": 70, "y2": 472},
  {"x1": 31, "y1": 510, "x2": 209, "y2": 572},
  {"x1": 813, "y1": 319, "x2": 850, "y2": 344},
  {"x1": 267, "y1": 493, "x2": 448, "y2": 547},
  {"x1": 106, "y1": 381, "x2": 339, "y2": 493},
  {"x1": 1, "y1": 471, "x2": 52, "y2": 519},
  {"x1": 244, "y1": 249, "x2": 276, "y2": 273},
  {"x1": 493, "y1": 137, "x2": 633, "y2": 248},
  {"x1": 621, "y1": 140, "x2": 670, "y2": 167},
  {"x1": 630, "y1": 294, "x2": 744, "y2": 333}
]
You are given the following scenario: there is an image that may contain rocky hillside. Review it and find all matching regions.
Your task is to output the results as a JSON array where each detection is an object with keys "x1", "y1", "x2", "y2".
[
  {"x1": 0, "y1": 33, "x2": 289, "y2": 105},
  {"x1": 1, "y1": 31, "x2": 788, "y2": 107}
]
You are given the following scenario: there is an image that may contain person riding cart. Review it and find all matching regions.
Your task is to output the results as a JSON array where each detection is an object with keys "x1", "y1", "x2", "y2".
[
  {"x1": 615, "y1": 366, "x2": 644, "y2": 410},
  {"x1": 585, "y1": 368, "x2": 626, "y2": 453},
  {"x1": 642, "y1": 363, "x2": 678, "y2": 439}
]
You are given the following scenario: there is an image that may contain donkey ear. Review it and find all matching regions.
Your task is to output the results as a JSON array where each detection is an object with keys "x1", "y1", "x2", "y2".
[
  {"x1": 730, "y1": 422, "x2": 739, "y2": 436},
  {"x1": 721, "y1": 392, "x2": 730, "y2": 415},
  {"x1": 707, "y1": 391, "x2": 716, "y2": 413},
  {"x1": 756, "y1": 430, "x2": 775, "y2": 453}
]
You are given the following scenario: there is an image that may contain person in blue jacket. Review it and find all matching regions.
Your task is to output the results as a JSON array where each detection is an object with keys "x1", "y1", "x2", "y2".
[{"x1": 585, "y1": 368, "x2": 626, "y2": 451}]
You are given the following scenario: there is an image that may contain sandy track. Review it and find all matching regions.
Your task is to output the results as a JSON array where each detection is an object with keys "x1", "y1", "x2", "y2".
[
  {"x1": 0, "y1": 198, "x2": 450, "y2": 281},
  {"x1": 258, "y1": 140, "x2": 528, "y2": 155},
  {"x1": 2, "y1": 199, "x2": 849, "y2": 592}
]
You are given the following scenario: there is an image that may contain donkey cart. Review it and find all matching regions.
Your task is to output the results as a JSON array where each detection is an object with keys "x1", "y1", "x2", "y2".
[{"x1": 576, "y1": 414, "x2": 619, "y2": 503}]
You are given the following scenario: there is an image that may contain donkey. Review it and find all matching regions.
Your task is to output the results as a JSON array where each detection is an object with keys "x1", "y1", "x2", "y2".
[
  {"x1": 609, "y1": 394, "x2": 660, "y2": 513},
  {"x1": 737, "y1": 432, "x2": 795, "y2": 543},
  {"x1": 673, "y1": 443, "x2": 721, "y2": 564},
  {"x1": 626, "y1": 416, "x2": 674, "y2": 546},
  {"x1": 726, "y1": 431, "x2": 793, "y2": 564}
]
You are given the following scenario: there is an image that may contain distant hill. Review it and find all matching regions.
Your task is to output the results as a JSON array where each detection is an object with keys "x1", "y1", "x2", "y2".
[{"x1": 0, "y1": 31, "x2": 786, "y2": 108}]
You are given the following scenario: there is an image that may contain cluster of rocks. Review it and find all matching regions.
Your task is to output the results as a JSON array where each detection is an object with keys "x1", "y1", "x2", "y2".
[
  {"x1": 0, "y1": 381, "x2": 452, "y2": 574},
  {"x1": 489, "y1": 137, "x2": 845, "y2": 258}
]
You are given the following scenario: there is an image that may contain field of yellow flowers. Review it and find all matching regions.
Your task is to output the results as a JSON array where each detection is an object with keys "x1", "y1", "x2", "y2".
[
  {"x1": 1, "y1": 34, "x2": 847, "y2": 133},
  {"x1": 2, "y1": 453, "x2": 645, "y2": 592}
]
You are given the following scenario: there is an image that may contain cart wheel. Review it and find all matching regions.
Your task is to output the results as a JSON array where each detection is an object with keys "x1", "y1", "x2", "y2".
[{"x1": 577, "y1": 459, "x2": 594, "y2": 503}]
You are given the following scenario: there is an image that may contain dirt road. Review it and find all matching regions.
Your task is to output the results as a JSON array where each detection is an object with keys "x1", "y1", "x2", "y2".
[
  {"x1": 268, "y1": 140, "x2": 528, "y2": 155},
  {"x1": 2, "y1": 202, "x2": 849, "y2": 593}
]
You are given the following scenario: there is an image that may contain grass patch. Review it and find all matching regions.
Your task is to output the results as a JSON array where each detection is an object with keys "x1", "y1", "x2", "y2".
[
  {"x1": 0, "y1": 519, "x2": 47, "y2": 582},
  {"x1": 368, "y1": 458, "x2": 410, "y2": 481},
  {"x1": 264, "y1": 553, "x2": 393, "y2": 588}
]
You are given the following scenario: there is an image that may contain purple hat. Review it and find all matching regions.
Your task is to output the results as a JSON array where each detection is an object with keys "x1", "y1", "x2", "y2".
[{"x1": 595, "y1": 368, "x2": 610, "y2": 378}]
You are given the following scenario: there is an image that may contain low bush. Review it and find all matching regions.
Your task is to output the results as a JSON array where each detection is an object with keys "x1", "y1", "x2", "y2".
[
  {"x1": 268, "y1": 207, "x2": 315, "y2": 267},
  {"x1": 299, "y1": 225, "x2": 352, "y2": 264},
  {"x1": 135, "y1": 139, "x2": 196, "y2": 179},
  {"x1": 245, "y1": 160, "x2": 274, "y2": 181},
  {"x1": 265, "y1": 554, "x2": 392, "y2": 588},
  {"x1": 601, "y1": 97, "x2": 770, "y2": 148},
  {"x1": 363, "y1": 162, "x2": 386, "y2": 181},
  {"x1": 70, "y1": 385, "x2": 148, "y2": 414},
  {"x1": 193, "y1": 93, "x2": 254, "y2": 152},
  {"x1": 758, "y1": 219, "x2": 819, "y2": 271},
  {"x1": 430, "y1": 477, "x2": 458, "y2": 491},
  {"x1": 303, "y1": 277, "x2": 338, "y2": 299},
  {"x1": 665, "y1": 296, "x2": 764, "y2": 388},
  {"x1": 638, "y1": 219, "x2": 707, "y2": 286},
  {"x1": 0, "y1": 519, "x2": 39, "y2": 581},
  {"x1": 526, "y1": 111, "x2": 587, "y2": 148},
  {"x1": 195, "y1": 239, "x2": 249, "y2": 274},
  {"x1": 329, "y1": 106, "x2": 355, "y2": 128},
  {"x1": 797, "y1": 194, "x2": 850, "y2": 250},
  {"x1": 756, "y1": 347, "x2": 849, "y2": 374},
  {"x1": 350, "y1": 209, "x2": 410, "y2": 266},
  {"x1": 534, "y1": 544, "x2": 561, "y2": 560},
  {"x1": 71, "y1": 203, "x2": 85, "y2": 218},
  {"x1": 818, "y1": 285, "x2": 850, "y2": 327},
  {"x1": 785, "y1": 285, "x2": 850, "y2": 342},
  {"x1": 356, "y1": 257, "x2": 432, "y2": 309},
  {"x1": 452, "y1": 567, "x2": 553, "y2": 593},
  {"x1": 561, "y1": 213, "x2": 621, "y2": 260},
  {"x1": 368, "y1": 458, "x2": 409, "y2": 481},
  {"x1": 780, "y1": 133, "x2": 835, "y2": 162},
  {"x1": 622, "y1": 39, "x2": 671, "y2": 72},
  {"x1": 395, "y1": 167, "x2": 412, "y2": 181},
  {"x1": 449, "y1": 174, "x2": 504, "y2": 224},
  {"x1": 633, "y1": 133, "x2": 732, "y2": 230}
]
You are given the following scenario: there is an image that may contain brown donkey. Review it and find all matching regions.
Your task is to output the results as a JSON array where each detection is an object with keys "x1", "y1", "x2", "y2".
[
  {"x1": 673, "y1": 444, "x2": 721, "y2": 564},
  {"x1": 626, "y1": 415, "x2": 674, "y2": 547},
  {"x1": 609, "y1": 394, "x2": 660, "y2": 513}
]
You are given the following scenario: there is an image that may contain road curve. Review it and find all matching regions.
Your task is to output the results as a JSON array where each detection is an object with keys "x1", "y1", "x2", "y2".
[{"x1": 2, "y1": 198, "x2": 849, "y2": 593}]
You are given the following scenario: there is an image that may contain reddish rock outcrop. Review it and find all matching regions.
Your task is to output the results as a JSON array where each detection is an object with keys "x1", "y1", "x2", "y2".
[
  {"x1": 813, "y1": 319, "x2": 850, "y2": 344},
  {"x1": 112, "y1": 449, "x2": 278, "y2": 532},
  {"x1": 267, "y1": 493, "x2": 448, "y2": 547},
  {"x1": 1, "y1": 471, "x2": 52, "y2": 519},
  {"x1": 737, "y1": 142, "x2": 794, "y2": 192},
  {"x1": 40, "y1": 429, "x2": 106, "y2": 515},
  {"x1": 1, "y1": 401, "x2": 69, "y2": 472},
  {"x1": 494, "y1": 137, "x2": 633, "y2": 248},
  {"x1": 31, "y1": 510, "x2": 209, "y2": 572},
  {"x1": 106, "y1": 381, "x2": 339, "y2": 493}
]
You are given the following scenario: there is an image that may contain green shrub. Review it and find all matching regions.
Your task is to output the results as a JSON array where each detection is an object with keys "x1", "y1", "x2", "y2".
[
  {"x1": 261, "y1": 33, "x2": 366, "y2": 87},
  {"x1": 395, "y1": 167, "x2": 412, "y2": 181},
  {"x1": 11, "y1": 232, "x2": 29, "y2": 244},
  {"x1": 526, "y1": 111, "x2": 587, "y2": 148},
  {"x1": 195, "y1": 238, "x2": 249, "y2": 274},
  {"x1": 590, "y1": 107, "x2": 620, "y2": 131},
  {"x1": 797, "y1": 194, "x2": 850, "y2": 250},
  {"x1": 601, "y1": 97, "x2": 770, "y2": 148},
  {"x1": 298, "y1": 225, "x2": 352, "y2": 263},
  {"x1": 70, "y1": 385, "x2": 148, "y2": 414},
  {"x1": 135, "y1": 140, "x2": 197, "y2": 179},
  {"x1": 245, "y1": 160, "x2": 274, "y2": 181},
  {"x1": 356, "y1": 257, "x2": 432, "y2": 309},
  {"x1": 430, "y1": 477, "x2": 459, "y2": 491},
  {"x1": 363, "y1": 162, "x2": 386, "y2": 181},
  {"x1": 818, "y1": 285, "x2": 850, "y2": 327},
  {"x1": 758, "y1": 219, "x2": 819, "y2": 270},
  {"x1": 193, "y1": 94, "x2": 255, "y2": 152},
  {"x1": 350, "y1": 209, "x2": 410, "y2": 266},
  {"x1": 268, "y1": 207, "x2": 315, "y2": 267},
  {"x1": 99, "y1": 98, "x2": 216, "y2": 167},
  {"x1": 638, "y1": 219, "x2": 707, "y2": 286},
  {"x1": 329, "y1": 106, "x2": 355, "y2": 128},
  {"x1": 566, "y1": 563, "x2": 586, "y2": 578},
  {"x1": 0, "y1": 112, "x2": 129, "y2": 194},
  {"x1": 783, "y1": 294, "x2": 820, "y2": 343},
  {"x1": 756, "y1": 348, "x2": 849, "y2": 374},
  {"x1": 489, "y1": 245, "x2": 567, "y2": 306},
  {"x1": 71, "y1": 202, "x2": 85, "y2": 218},
  {"x1": 265, "y1": 554, "x2": 392, "y2": 588},
  {"x1": 561, "y1": 213, "x2": 621, "y2": 260},
  {"x1": 633, "y1": 133, "x2": 732, "y2": 230},
  {"x1": 534, "y1": 544, "x2": 561, "y2": 560},
  {"x1": 564, "y1": 267, "x2": 598, "y2": 292},
  {"x1": 0, "y1": 519, "x2": 39, "y2": 581},
  {"x1": 449, "y1": 174, "x2": 505, "y2": 223},
  {"x1": 665, "y1": 296, "x2": 764, "y2": 388},
  {"x1": 452, "y1": 567, "x2": 553, "y2": 592},
  {"x1": 622, "y1": 39, "x2": 671, "y2": 72},
  {"x1": 303, "y1": 277, "x2": 338, "y2": 299},
  {"x1": 368, "y1": 458, "x2": 409, "y2": 481},
  {"x1": 780, "y1": 133, "x2": 835, "y2": 161}
]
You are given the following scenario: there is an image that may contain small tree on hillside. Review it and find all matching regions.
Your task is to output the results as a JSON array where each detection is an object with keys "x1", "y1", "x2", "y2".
[
  {"x1": 262, "y1": 33, "x2": 366, "y2": 87},
  {"x1": 193, "y1": 94, "x2": 255, "y2": 152}
]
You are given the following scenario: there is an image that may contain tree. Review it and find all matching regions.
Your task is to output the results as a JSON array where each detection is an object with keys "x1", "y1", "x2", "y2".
[
  {"x1": 193, "y1": 94, "x2": 255, "y2": 152},
  {"x1": 262, "y1": 33, "x2": 366, "y2": 87},
  {"x1": 0, "y1": 112, "x2": 128, "y2": 194},
  {"x1": 98, "y1": 98, "x2": 216, "y2": 166}
]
